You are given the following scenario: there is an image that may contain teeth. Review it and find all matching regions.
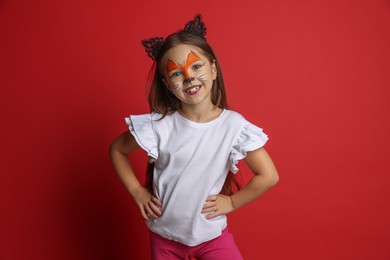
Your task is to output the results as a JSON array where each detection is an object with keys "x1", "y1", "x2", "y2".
[{"x1": 185, "y1": 86, "x2": 200, "y2": 93}]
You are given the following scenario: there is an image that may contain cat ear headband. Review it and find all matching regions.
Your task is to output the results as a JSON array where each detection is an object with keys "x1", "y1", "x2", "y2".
[{"x1": 141, "y1": 14, "x2": 207, "y2": 60}]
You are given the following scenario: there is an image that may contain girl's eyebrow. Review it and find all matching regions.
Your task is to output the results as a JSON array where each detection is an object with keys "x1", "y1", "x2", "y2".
[{"x1": 166, "y1": 51, "x2": 200, "y2": 73}]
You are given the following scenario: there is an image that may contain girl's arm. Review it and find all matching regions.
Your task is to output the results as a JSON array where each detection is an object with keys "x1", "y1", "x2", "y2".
[
  {"x1": 109, "y1": 131, "x2": 162, "y2": 220},
  {"x1": 202, "y1": 147, "x2": 279, "y2": 219}
]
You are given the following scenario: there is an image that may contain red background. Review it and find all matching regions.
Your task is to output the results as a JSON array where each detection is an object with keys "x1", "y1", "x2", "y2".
[{"x1": 1, "y1": 0, "x2": 390, "y2": 259}]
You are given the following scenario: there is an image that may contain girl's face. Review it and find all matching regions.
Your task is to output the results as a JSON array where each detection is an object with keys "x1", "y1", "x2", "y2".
[{"x1": 162, "y1": 44, "x2": 217, "y2": 108}]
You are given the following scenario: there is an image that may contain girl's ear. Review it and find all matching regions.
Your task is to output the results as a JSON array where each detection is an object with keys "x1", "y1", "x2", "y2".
[{"x1": 211, "y1": 60, "x2": 217, "y2": 80}]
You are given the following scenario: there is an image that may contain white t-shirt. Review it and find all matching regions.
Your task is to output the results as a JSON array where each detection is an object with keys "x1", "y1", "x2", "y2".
[{"x1": 125, "y1": 109, "x2": 268, "y2": 246}]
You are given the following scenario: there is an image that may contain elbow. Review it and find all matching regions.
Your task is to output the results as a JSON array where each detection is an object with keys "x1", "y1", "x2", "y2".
[
  {"x1": 108, "y1": 141, "x2": 118, "y2": 158},
  {"x1": 268, "y1": 169, "x2": 279, "y2": 187},
  {"x1": 272, "y1": 172, "x2": 280, "y2": 186}
]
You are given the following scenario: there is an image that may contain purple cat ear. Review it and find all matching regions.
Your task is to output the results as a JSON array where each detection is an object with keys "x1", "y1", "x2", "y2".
[
  {"x1": 183, "y1": 14, "x2": 207, "y2": 40},
  {"x1": 141, "y1": 37, "x2": 164, "y2": 60}
]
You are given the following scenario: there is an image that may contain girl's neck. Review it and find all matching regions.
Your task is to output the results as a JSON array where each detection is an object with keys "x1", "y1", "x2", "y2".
[{"x1": 178, "y1": 104, "x2": 223, "y2": 123}]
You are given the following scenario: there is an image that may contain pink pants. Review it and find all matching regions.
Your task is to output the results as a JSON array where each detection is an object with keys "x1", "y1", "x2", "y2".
[{"x1": 150, "y1": 228, "x2": 243, "y2": 260}]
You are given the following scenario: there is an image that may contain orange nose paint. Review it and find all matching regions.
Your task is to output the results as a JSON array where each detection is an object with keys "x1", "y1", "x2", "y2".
[{"x1": 166, "y1": 51, "x2": 200, "y2": 79}]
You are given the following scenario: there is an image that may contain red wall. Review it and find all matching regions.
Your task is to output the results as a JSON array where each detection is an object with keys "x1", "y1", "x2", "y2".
[{"x1": 1, "y1": 0, "x2": 390, "y2": 259}]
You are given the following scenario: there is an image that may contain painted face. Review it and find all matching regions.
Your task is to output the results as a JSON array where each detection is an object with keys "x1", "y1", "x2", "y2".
[
  {"x1": 162, "y1": 44, "x2": 217, "y2": 106},
  {"x1": 166, "y1": 51, "x2": 201, "y2": 82}
]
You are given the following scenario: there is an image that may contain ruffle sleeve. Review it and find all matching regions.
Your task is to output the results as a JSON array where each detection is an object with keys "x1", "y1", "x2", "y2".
[
  {"x1": 230, "y1": 123, "x2": 269, "y2": 173},
  {"x1": 125, "y1": 114, "x2": 158, "y2": 162}
]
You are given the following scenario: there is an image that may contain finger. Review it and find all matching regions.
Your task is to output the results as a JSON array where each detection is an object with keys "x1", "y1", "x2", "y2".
[
  {"x1": 206, "y1": 195, "x2": 217, "y2": 202},
  {"x1": 139, "y1": 206, "x2": 150, "y2": 221},
  {"x1": 202, "y1": 201, "x2": 217, "y2": 212},
  {"x1": 151, "y1": 197, "x2": 162, "y2": 207},
  {"x1": 205, "y1": 211, "x2": 220, "y2": 219},
  {"x1": 202, "y1": 202, "x2": 216, "y2": 210},
  {"x1": 149, "y1": 201, "x2": 162, "y2": 216},
  {"x1": 145, "y1": 204, "x2": 159, "y2": 219},
  {"x1": 202, "y1": 206, "x2": 217, "y2": 213}
]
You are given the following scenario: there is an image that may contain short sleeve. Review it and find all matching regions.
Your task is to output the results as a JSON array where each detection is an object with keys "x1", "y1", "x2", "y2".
[
  {"x1": 125, "y1": 114, "x2": 158, "y2": 162},
  {"x1": 230, "y1": 123, "x2": 269, "y2": 173}
]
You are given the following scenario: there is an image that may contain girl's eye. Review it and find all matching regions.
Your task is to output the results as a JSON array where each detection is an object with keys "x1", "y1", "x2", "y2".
[
  {"x1": 192, "y1": 64, "x2": 202, "y2": 70},
  {"x1": 170, "y1": 71, "x2": 182, "y2": 78}
]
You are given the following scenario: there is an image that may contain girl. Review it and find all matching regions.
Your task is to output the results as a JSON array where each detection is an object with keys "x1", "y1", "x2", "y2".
[{"x1": 110, "y1": 15, "x2": 279, "y2": 260}]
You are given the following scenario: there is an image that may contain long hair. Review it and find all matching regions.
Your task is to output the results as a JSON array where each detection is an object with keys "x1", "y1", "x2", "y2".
[{"x1": 145, "y1": 31, "x2": 240, "y2": 195}]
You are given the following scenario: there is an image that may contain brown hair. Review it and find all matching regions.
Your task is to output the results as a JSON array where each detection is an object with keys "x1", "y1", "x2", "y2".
[{"x1": 145, "y1": 31, "x2": 240, "y2": 195}]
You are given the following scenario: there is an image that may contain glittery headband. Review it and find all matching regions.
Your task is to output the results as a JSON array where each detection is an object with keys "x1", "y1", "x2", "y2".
[{"x1": 141, "y1": 14, "x2": 207, "y2": 60}]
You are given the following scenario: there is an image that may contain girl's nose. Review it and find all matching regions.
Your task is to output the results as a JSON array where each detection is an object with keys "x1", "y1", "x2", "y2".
[
  {"x1": 183, "y1": 77, "x2": 195, "y2": 84},
  {"x1": 184, "y1": 68, "x2": 192, "y2": 79}
]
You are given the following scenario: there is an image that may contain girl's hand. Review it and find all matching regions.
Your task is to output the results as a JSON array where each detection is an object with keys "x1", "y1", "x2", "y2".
[
  {"x1": 202, "y1": 194, "x2": 235, "y2": 219},
  {"x1": 131, "y1": 187, "x2": 162, "y2": 221}
]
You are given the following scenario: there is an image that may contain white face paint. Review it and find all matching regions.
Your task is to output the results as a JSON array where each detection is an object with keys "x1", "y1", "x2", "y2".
[{"x1": 162, "y1": 44, "x2": 217, "y2": 106}]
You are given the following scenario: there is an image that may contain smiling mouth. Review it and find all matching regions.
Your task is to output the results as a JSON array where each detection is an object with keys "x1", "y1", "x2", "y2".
[{"x1": 184, "y1": 85, "x2": 201, "y2": 94}]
